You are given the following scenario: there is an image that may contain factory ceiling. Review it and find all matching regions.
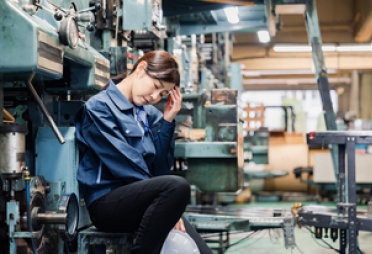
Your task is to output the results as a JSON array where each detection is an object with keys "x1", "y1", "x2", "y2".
[{"x1": 164, "y1": 0, "x2": 372, "y2": 90}]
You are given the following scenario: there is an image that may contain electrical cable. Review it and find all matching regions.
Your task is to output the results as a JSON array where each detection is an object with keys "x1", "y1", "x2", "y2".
[
  {"x1": 305, "y1": 227, "x2": 340, "y2": 253},
  {"x1": 308, "y1": 227, "x2": 338, "y2": 251},
  {"x1": 357, "y1": 238, "x2": 365, "y2": 254},
  {"x1": 268, "y1": 228, "x2": 280, "y2": 244},
  {"x1": 204, "y1": 230, "x2": 262, "y2": 253},
  {"x1": 226, "y1": 230, "x2": 261, "y2": 249},
  {"x1": 357, "y1": 246, "x2": 365, "y2": 254},
  {"x1": 201, "y1": 229, "x2": 256, "y2": 239},
  {"x1": 295, "y1": 244, "x2": 305, "y2": 254},
  {"x1": 225, "y1": 230, "x2": 266, "y2": 252}
]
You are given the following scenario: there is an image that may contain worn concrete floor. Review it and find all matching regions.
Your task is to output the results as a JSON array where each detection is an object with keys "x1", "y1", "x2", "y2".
[{"x1": 205, "y1": 202, "x2": 371, "y2": 254}]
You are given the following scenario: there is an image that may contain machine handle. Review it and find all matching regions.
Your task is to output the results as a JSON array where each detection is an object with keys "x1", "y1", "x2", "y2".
[{"x1": 27, "y1": 73, "x2": 65, "y2": 144}]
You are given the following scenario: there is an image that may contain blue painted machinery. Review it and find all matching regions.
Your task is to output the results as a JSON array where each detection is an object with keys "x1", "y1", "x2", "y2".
[
  {"x1": 1, "y1": 0, "x2": 362, "y2": 253},
  {"x1": 0, "y1": 0, "x2": 295, "y2": 252},
  {"x1": 0, "y1": 0, "x2": 111, "y2": 252}
]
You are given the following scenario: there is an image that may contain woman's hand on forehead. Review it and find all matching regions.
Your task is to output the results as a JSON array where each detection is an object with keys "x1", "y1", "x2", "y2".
[{"x1": 163, "y1": 86, "x2": 182, "y2": 122}]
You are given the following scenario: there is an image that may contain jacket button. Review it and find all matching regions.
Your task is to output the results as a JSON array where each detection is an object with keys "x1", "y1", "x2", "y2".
[{"x1": 125, "y1": 129, "x2": 130, "y2": 134}]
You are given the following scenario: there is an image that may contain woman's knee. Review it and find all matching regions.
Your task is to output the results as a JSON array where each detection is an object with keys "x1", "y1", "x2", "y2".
[
  {"x1": 172, "y1": 175, "x2": 191, "y2": 192},
  {"x1": 161, "y1": 175, "x2": 190, "y2": 198}
]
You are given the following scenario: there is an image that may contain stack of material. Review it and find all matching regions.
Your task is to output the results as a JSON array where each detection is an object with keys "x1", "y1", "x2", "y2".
[
  {"x1": 177, "y1": 126, "x2": 206, "y2": 141},
  {"x1": 264, "y1": 131, "x2": 308, "y2": 192}
]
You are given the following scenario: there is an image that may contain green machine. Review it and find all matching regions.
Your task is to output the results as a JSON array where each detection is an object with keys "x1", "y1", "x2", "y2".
[{"x1": 175, "y1": 89, "x2": 244, "y2": 193}]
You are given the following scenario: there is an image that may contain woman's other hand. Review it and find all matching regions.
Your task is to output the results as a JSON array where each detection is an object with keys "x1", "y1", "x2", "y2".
[
  {"x1": 173, "y1": 218, "x2": 186, "y2": 232},
  {"x1": 163, "y1": 86, "x2": 182, "y2": 122}
]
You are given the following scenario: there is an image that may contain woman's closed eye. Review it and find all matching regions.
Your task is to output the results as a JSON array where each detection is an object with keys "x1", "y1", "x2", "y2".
[
  {"x1": 154, "y1": 84, "x2": 169, "y2": 97},
  {"x1": 160, "y1": 90, "x2": 169, "y2": 97}
]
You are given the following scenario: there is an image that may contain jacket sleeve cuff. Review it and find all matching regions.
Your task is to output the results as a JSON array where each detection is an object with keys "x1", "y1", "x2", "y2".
[{"x1": 160, "y1": 118, "x2": 175, "y2": 136}]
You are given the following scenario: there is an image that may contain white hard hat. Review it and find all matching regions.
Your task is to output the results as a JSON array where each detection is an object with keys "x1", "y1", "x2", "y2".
[{"x1": 160, "y1": 229, "x2": 200, "y2": 254}]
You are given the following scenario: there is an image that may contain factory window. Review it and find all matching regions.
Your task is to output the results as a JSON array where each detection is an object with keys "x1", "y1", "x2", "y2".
[{"x1": 241, "y1": 90, "x2": 338, "y2": 134}]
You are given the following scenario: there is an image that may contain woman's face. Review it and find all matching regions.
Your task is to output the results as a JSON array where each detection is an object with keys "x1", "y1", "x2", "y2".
[{"x1": 132, "y1": 64, "x2": 175, "y2": 106}]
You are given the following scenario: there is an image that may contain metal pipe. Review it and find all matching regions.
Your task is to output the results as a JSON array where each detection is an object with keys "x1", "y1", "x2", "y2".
[
  {"x1": 26, "y1": 73, "x2": 65, "y2": 144},
  {"x1": 36, "y1": 213, "x2": 68, "y2": 224}
]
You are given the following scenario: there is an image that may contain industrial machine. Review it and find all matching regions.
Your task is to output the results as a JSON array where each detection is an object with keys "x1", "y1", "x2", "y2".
[
  {"x1": 0, "y1": 0, "x2": 160, "y2": 252},
  {"x1": 295, "y1": 131, "x2": 372, "y2": 254},
  {"x1": 0, "y1": 0, "x2": 245, "y2": 252},
  {"x1": 1, "y1": 0, "x2": 369, "y2": 253}
]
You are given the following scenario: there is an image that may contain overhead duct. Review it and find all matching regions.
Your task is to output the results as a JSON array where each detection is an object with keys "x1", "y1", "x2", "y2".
[{"x1": 355, "y1": 0, "x2": 372, "y2": 42}]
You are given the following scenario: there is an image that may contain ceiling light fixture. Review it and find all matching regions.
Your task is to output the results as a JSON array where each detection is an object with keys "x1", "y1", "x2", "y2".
[
  {"x1": 224, "y1": 7, "x2": 239, "y2": 24},
  {"x1": 273, "y1": 44, "x2": 372, "y2": 53},
  {"x1": 336, "y1": 45, "x2": 372, "y2": 52},
  {"x1": 257, "y1": 30, "x2": 270, "y2": 43},
  {"x1": 273, "y1": 44, "x2": 336, "y2": 52}
]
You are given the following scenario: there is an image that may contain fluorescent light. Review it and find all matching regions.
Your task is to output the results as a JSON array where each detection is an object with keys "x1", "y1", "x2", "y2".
[
  {"x1": 273, "y1": 44, "x2": 372, "y2": 53},
  {"x1": 322, "y1": 45, "x2": 337, "y2": 51},
  {"x1": 274, "y1": 45, "x2": 311, "y2": 52},
  {"x1": 224, "y1": 7, "x2": 239, "y2": 24},
  {"x1": 273, "y1": 44, "x2": 336, "y2": 52},
  {"x1": 173, "y1": 49, "x2": 182, "y2": 55},
  {"x1": 257, "y1": 30, "x2": 270, "y2": 43},
  {"x1": 337, "y1": 45, "x2": 372, "y2": 52}
]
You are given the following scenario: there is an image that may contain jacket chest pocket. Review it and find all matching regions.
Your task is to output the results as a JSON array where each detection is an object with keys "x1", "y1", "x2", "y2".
[{"x1": 122, "y1": 124, "x2": 143, "y2": 146}]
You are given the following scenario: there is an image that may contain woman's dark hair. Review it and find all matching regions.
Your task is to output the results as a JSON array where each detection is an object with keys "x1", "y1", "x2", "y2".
[{"x1": 104, "y1": 50, "x2": 180, "y2": 90}]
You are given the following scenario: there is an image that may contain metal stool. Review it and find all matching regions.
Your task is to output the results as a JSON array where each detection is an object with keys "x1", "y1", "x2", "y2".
[
  {"x1": 78, "y1": 226, "x2": 134, "y2": 254},
  {"x1": 193, "y1": 222, "x2": 232, "y2": 254}
]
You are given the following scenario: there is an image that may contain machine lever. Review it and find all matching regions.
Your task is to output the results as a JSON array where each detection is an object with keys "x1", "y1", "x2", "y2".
[
  {"x1": 27, "y1": 73, "x2": 65, "y2": 144},
  {"x1": 78, "y1": 3, "x2": 101, "y2": 13}
]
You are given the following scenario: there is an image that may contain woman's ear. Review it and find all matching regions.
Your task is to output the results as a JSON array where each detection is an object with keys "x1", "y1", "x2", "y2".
[
  {"x1": 137, "y1": 61, "x2": 147, "y2": 72},
  {"x1": 134, "y1": 61, "x2": 147, "y2": 78}
]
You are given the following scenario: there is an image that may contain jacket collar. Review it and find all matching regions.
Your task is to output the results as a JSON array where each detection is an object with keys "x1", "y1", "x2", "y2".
[
  {"x1": 106, "y1": 79, "x2": 151, "y2": 116},
  {"x1": 106, "y1": 80, "x2": 133, "y2": 111}
]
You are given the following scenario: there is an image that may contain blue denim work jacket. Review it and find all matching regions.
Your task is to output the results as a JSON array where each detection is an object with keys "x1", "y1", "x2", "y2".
[{"x1": 75, "y1": 80, "x2": 175, "y2": 207}]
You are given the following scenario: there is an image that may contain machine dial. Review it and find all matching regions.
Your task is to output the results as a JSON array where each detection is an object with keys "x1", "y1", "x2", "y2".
[{"x1": 58, "y1": 16, "x2": 79, "y2": 49}]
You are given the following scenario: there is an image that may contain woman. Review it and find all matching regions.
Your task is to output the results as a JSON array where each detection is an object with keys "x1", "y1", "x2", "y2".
[{"x1": 75, "y1": 50, "x2": 212, "y2": 254}]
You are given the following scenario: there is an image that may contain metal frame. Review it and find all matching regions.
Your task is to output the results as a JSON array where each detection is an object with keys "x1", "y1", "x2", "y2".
[
  {"x1": 300, "y1": 131, "x2": 372, "y2": 254},
  {"x1": 301, "y1": 4, "x2": 372, "y2": 253},
  {"x1": 305, "y1": 0, "x2": 339, "y2": 180},
  {"x1": 184, "y1": 205, "x2": 296, "y2": 252}
]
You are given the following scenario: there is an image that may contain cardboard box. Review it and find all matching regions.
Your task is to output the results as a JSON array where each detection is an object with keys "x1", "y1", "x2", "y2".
[{"x1": 264, "y1": 143, "x2": 309, "y2": 192}]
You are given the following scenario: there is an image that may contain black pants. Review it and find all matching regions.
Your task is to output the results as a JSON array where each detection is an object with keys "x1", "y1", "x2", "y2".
[{"x1": 88, "y1": 175, "x2": 213, "y2": 254}]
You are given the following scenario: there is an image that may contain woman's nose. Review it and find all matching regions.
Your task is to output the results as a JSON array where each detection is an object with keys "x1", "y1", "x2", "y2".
[{"x1": 151, "y1": 90, "x2": 162, "y2": 100}]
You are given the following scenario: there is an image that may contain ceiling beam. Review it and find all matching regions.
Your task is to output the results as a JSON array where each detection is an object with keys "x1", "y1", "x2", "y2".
[
  {"x1": 355, "y1": 0, "x2": 372, "y2": 42},
  {"x1": 242, "y1": 77, "x2": 350, "y2": 90},
  {"x1": 243, "y1": 83, "x2": 344, "y2": 91},
  {"x1": 235, "y1": 55, "x2": 372, "y2": 70},
  {"x1": 279, "y1": 25, "x2": 352, "y2": 32},
  {"x1": 243, "y1": 77, "x2": 350, "y2": 85}
]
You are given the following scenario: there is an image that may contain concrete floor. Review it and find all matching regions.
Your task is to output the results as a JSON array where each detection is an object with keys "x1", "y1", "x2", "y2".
[
  {"x1": 217, "y1": 228, "x2": 372, "y2": 254},
  {"x1": 205, "y1": 202, "x2": 372, "y2": 254}
]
